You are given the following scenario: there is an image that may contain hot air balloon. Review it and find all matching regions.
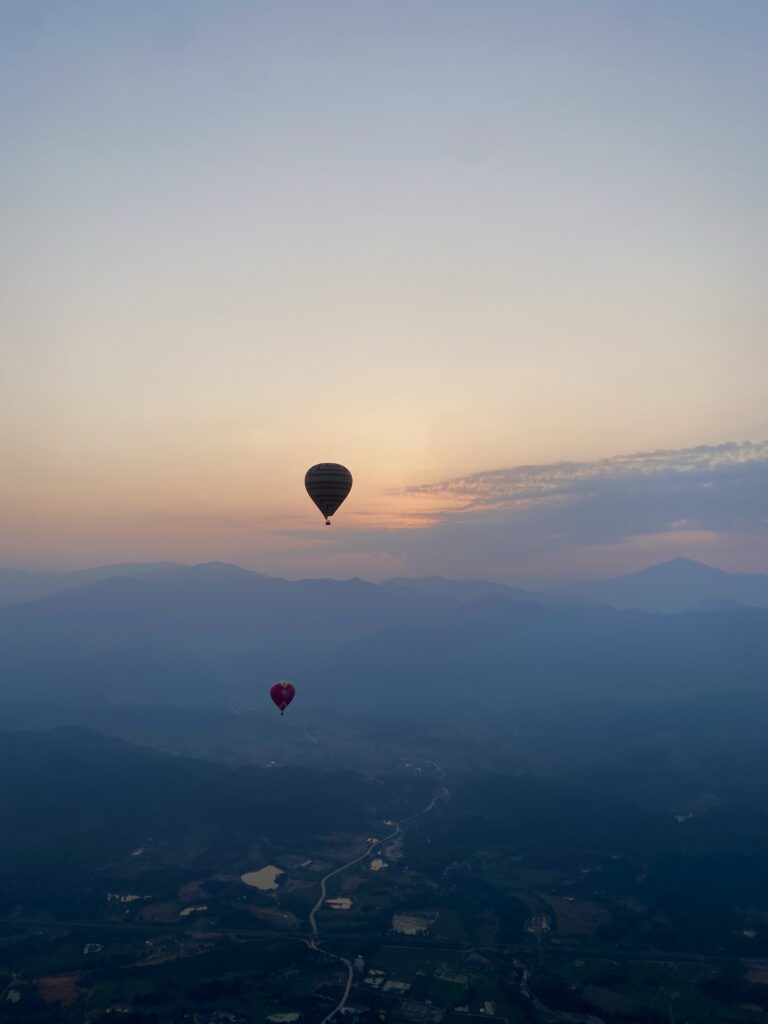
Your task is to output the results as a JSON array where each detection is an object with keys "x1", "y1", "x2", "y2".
[
  {"x1": 270, "y1": 680, "x2": 296, "y2": 716},
  {"x1": 305, "y1": 463, "x2": 353, "y2": 525}
]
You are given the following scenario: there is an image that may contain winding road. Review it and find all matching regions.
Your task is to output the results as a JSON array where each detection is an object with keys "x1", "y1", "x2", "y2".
[{"x1": 307, "y1": 759, "x2": 448, "y2": 1024}]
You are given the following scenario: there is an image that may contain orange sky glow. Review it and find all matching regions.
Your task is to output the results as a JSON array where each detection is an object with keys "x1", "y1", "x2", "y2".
[{"x1": 2, "y1": 3, "x2": 768, "y2": 580}]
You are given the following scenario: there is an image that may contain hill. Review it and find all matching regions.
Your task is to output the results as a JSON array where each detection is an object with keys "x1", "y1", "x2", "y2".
[
  {"x1": 0, "y1": 562, "x2": 185, "y2": 608},
  {"x1": 386, "y1": 575, "x2": 584, "y2": 607},
  {"x1": 0, "y1": 567, "x2": 766, "y2": 740},
  {"x1": 0, "y1": 727, "x2": 432, "y2": 913},
  {"x1": 557, "y1": 556, "x2": 768, "y2": 612}
]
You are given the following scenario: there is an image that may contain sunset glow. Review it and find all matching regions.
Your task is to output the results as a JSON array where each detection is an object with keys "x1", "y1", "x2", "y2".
[{"x1": 2, "y1": 2, "x2": 767, "y2": 579}]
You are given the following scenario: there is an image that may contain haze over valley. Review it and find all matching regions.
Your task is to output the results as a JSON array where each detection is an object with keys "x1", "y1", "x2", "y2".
[{"x1": 2, "y1": 555, "x2": 768, "y2": 1021}]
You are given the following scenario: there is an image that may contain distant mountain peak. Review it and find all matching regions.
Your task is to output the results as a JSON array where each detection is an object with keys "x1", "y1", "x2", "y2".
[
  {"x1": 188, "y1": 561, "x2": 260, "y2": 575},
  {"x1": 558, "y1": 557, "x2": 768, "y2": 612},
  {"x1": 630, "y1": 557, "x2": 727, "y2": 578}
]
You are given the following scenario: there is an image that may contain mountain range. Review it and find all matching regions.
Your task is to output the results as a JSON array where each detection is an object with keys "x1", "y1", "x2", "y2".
[
  {"x1": 557, "y1": 556, "x2": 768, "y2": 612},
  {"x1": 0, "y1": 558, "x2": 767, "y2": 737},
  {"x1": 3, "y1": 554, "x2": 768, "y2": 612}
]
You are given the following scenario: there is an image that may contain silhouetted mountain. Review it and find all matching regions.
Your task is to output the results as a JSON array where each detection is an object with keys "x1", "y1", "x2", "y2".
[
  {"x1": 1, "y1": 568, "x2": 766, "y2": 734},
  {"x1": 306, "y1": 599, "x2": 768, "y2": 726},
  {"x1": 386, "y1": 575, "x2": 586, "y2": 607},
  {"x1": 687, "y1": 596, "x2": 749, "y2": 612},
  {"x1": 0, "y1": 566, "x2": 459, "y2": 706},
  {"x1": 557, "y1": 557, "x2": 768, "y2": 612},
  {"x1": 0, "y1": 561, "x2": 183, "y2": 608},
  {"x1": 12, "y1": 556, "x2": 762, "y2": 618}
]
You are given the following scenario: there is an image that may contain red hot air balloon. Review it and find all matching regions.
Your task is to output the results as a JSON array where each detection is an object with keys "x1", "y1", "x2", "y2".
[
  {"x1": 270, "y1": 680, "x2": 296, "y2": 716},
  {"x1": 305, "y1": 463, "x2": 353, "y2": 525}
]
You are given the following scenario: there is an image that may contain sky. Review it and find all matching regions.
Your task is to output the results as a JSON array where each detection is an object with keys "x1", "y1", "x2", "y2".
[{"x1": 2, "y1": 1, "x2": 767, "y2": 581}]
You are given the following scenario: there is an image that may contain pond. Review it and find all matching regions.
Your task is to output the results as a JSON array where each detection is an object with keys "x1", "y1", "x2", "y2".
[{"x1": 241, "y1": 865, "x2": 283, "y2": 890}]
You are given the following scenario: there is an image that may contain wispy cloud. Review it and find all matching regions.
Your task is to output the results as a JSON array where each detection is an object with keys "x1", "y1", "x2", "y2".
[
  {"x1": 270, "y1": 441, "x2": 768, "y2": 582},
  {"x1": 406, "y1": 441, "x2": 768, "y2": 516}
]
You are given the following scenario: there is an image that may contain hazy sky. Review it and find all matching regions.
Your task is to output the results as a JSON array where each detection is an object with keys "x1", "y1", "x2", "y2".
[{"x1": 3, "y1": 1, "x2": 767, "y2": 580}]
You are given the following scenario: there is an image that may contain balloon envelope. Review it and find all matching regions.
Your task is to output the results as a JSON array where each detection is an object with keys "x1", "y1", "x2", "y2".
[
  {"x1": 305, "y1": 463, "x2": 353, "y2": 524},
  {"x1": 270, "y1": 680, "x2": 296, "y2": 715}
]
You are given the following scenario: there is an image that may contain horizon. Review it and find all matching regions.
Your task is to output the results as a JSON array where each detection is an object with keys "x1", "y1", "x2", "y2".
[
  {"x1": 2, "y1": 436, "x2": 767, "y2": 581},
  {"x1": 0, "y1": 551, "x2": 758, "y2": 589}
]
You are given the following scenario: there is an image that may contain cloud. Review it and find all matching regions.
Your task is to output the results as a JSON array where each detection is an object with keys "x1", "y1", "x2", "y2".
[
  {"x1": 406, "y1": 441, "x2": 768, "y2": 519},
  {"x1": 273, "y1": 440, "x2": 768, "y2": 582}
]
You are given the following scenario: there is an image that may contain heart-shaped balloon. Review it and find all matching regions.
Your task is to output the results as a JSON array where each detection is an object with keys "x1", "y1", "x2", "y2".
[{"x1": 270, "y1": 680, "x2": 296, "y2": 716}]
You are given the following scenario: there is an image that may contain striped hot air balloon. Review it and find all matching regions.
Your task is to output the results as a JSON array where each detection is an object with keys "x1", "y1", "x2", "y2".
[{"x1": 305, "y1": 463, "x2": 353, "y2": 525}]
